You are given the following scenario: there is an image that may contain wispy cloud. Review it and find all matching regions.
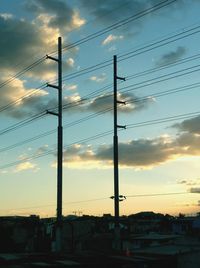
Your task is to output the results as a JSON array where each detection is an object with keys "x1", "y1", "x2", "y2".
[
  {"x1": 102, "y1": 34, "x2": 123, "y2": 45},
  {"x1": 177, "y1": 178, "x2": 200, "y2": 186},
  {"x1": 15, "y1": 161, "x2": 37, "y2": 172},
  {"x1": 89, "y1": 73, "x2": 106, "y2": 83},
  {"x1": 64, "y1": 84, "x2": 78, "y2": 91}
]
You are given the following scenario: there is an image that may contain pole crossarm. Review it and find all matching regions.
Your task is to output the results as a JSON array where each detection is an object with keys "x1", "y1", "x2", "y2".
[
  {"x1": 46, "y1": 83, "x2": 59, "y2": 90},
  {"x1": 46, "y1": 110, "x2": 59, "y2": 117},
  {"x1": 117, "y1": 125, "x2": 126, "y2": 129},
  {"x1": 117, "y1": 100, "x2": 126, "y2": 105},
  {"x1": 116, "y1": 76, "x2": 126, "y2": 81},
  {"x1": 46, "y1": 54, "x2": 59, "y2": 62}
]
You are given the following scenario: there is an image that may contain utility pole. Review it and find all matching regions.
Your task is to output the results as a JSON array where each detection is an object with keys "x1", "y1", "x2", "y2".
[
  {"x1": 46, "y1": 36, "x2": 63, "y2": 252},
  {"x1": 113, "y1": 55, "x2": 125, "y2": 251}
]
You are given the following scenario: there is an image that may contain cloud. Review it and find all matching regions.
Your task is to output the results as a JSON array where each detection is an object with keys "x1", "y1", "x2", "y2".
[
  {"x1": 172, "y1": 115, "x2": 200, "y2": 134},
  {"x1": 0, "y1": 76, "x2": 62, "y2": 119},
  {"x1": 0, "y1": 1, "x2": 84, "y2": 84},
  {"x1": 66, "y1": 57, "x2": 75, "y2": 67},
  {"x1": 61, "y1": 136, "x2": 176, "y2": 169},
  {"x1": 60, "y1": 91, "x2": 154, "y2": 116},
  {"x1": 177, "y1": 178, "x2": 200, "y2": 186},
  {"x1": 59, "y1": 127, "x2": 200, "y2": 169},
  {"x1": 190, "y1": 187, "x2": 200, "y2": 193},
  {"x1": 24, "y1": 0, "x2": 85, "y2": 31},
  {"x1": 61, "y1": 91, "x2": 154, "y2": 115},
  {"x1": 79, "y1": 0, "x2": 188, "y2": 36},
  {"x1": 15, "y1": 161, "x2": 37, "y2": 172},
  {"x1": 64, "y1": 84, "x2": 78, "y2": 91},
  {"x1": 86, "y1": 92, "x2": 154, "y2": 113},
  {"x1": 102, "y1": 34, "x2": 124, "y2": 45},
  {"x1": 35, "y1": 145, "x2": 49, "y2": 155},
  {"x1": 156, "y1": 46, "x2": 186, "y2": 66},
  {"x1": 89, "y1": 73, "x2": 107, "y2": 83}
]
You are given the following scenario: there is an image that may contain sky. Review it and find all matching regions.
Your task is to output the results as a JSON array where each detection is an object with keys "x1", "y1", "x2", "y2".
[{"x1": 1, "y1": 0, "x2": 200, "y2": 218}]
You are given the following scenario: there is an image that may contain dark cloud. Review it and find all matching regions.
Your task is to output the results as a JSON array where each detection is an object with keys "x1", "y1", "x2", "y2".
[
  {"x1": 0, "y1": 15, "x2": 45, "y2": 71},
  {"x1": 62, "y1": 136, "x2": 177, "y2": 168},
  {"x1": 173, "y1": 115, "x2": 200, "y2": 134},
  {"x1": 190, "y1": 187, "x2": 200, "y2": 193},
  {"x1": 86, "y1": 92, "x2": 154, "y2": 113},
  {"x1": 156, "y1": 46, "x2": 186, "y2": 66},
  {"x1": 80, "y1": 0, "x2": 141, "y2": 24},
  {"x1": 25, "y1": 0, "x2": 81, "y2": 31},
  {"x1": 79, "y1": 0, "x2": 187, "y2": 36},
  {"x1": 61, "y1": 128, "x2": 200, "y2": 169},
  {"x1": 0, "y1": 14, "x2": 75, "y2": 80},
  {"x1": 62, "y1": 109, "x2": 200, "y2": 169},
  {"x1": 95, "y1": 137, "x2": 177, "y2": 167}
]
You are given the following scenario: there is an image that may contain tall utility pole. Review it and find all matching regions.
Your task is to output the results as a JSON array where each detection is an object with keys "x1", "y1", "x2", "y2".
[
  {"x1": 47, "y1": 37, "x2": 63, "y2": 252},
  {"x1": 113, "y1": 55, "x2": 125, "y2": 250}
]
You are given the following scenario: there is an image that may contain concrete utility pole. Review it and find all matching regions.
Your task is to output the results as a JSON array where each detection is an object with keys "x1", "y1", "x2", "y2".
[
  {"x1": 47, "y1": 37, "x2": 63, "y2": 252},
  {"x1": 113, "y1": 55, "x2": 125, "y2": 251}
]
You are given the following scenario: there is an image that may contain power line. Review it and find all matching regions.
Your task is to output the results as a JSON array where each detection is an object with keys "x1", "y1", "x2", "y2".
[
  {"x1": 0, "y1": 84, "x2": 46, "y2": 114},
  {"x1": 0, "y1": 111, "x2": 47, "y2": 136},
  {"x1": 2, "y1": 108, "x2": 200, "y2": 169},
  {"x1": 52, "y1": 23, "x2": 200, "y2": 84},
  {"x1": 2, "y1": 19, "x2": 200, "y2": 115},
  {"x1": 118, "y1": 25, "x2": 200, "y2": 62},
  {"x1": 48, "y1": 60, "x2": 200, "y2": 114},
  {"x1": 0, "y1": 0, "x2": 175, "y2": 97},
  {"x1": 0, "y1": 129, "x2": 113, "y2": 170},
  {"x1": 0, "y1": 191, "x2": 193, "y2": 213},
  {"x1": 126, "y1": 192, "x2": 188, "y2": 198},
  {"x1": 1, "y1": 79, "x2": 200, "y2": 153},
  {"x1": 119, "y1": 63, "x2": 200, "y2": 94},
  {"x1": 1, "y1": 0, "x2": 198, "y2": 119},
  {"x1": 126, "y1": 52, "x2": 200, "y2": 81},
  {"x1": 49, "y1": 0, "x2": 176, "y2": 56},
  {"x1": 0, "y1": 57, "x2": 45, "y2": 91},
  {"x1": 126, "y1": 81, "x2": 200, "y2": 106},
  {"x1": 0, "y1": 45, "x2": 198, "y2": 116},
  {"x1": 0, "y1": 72, "x2": 200, "y2": 148},
  {"x1": 0, "y1": 1, "x2": 131, "y2": 91}
]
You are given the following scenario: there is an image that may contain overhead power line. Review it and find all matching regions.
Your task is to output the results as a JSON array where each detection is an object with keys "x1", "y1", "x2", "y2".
[
  {"x1": 119, "y1": 63, "x2": 200, "y2": 94},
  {"x1": 1, "y1": 78, "x2": 200, "y2": 153},
  {"x1": 0, "y1": 84, "x2": 46, "y2": 114},
  {"x1": 52, "y1": 22, "x2": 200, "y2": 84},
  {"x1": 2, "y1": 18, "x2": 200, "y2": 115},
  {"x1": 0, "y1": 67, "x2": 200, "y2": 141},
  {"x1": 0, "y1": 191, "x2": 194, "y2": 213},
  {"x1": 0, "y1": 111, "x2": 47, "y2": 136},
  {"x1": 1, "y1": 45, "x2": 199, "y2": 116},
  {"x1": 1, "y1": 109, "x2": 200, "y2": 169},
  {"x1": 0, "y1": 0, "x2": 175, "y2": 97},
  {"x1": 49, "y1": 0, "x2": 176, "y2": 56},
  {"x1": 0, "y1": 130, "x2": 113, "y2": 170},
  {"x1": 0, "y1": 57, "x2": 45, "y2": 91}
]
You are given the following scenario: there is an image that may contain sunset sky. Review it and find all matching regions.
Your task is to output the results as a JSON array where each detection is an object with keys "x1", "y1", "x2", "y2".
[{"x1": 1, "y1": 0, "x2": 200, "y2": 217}]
